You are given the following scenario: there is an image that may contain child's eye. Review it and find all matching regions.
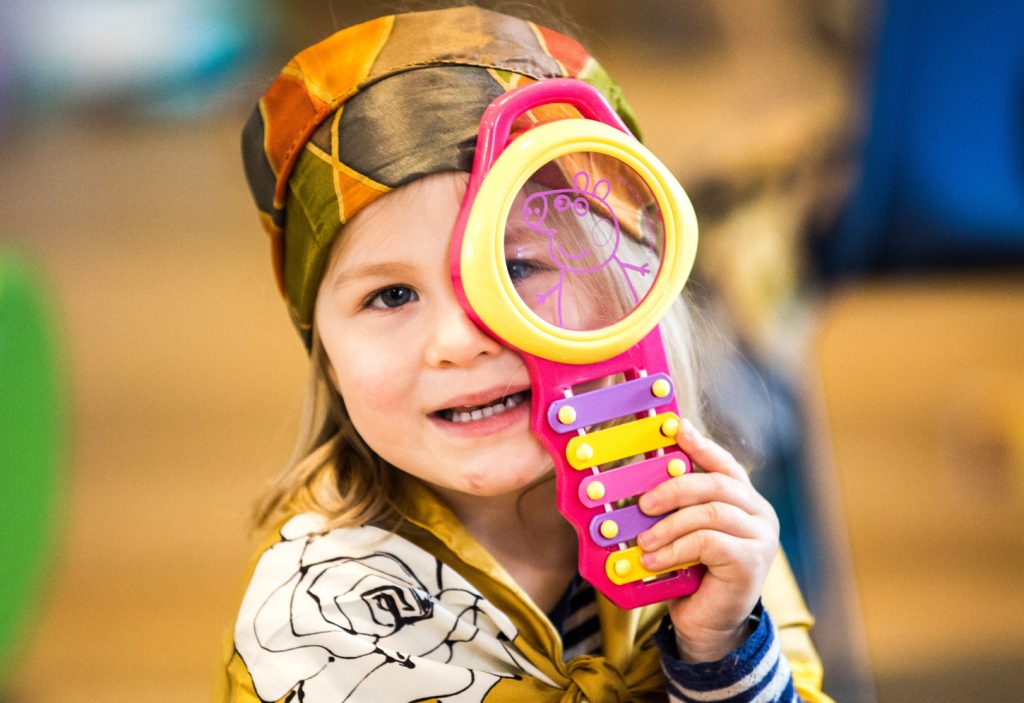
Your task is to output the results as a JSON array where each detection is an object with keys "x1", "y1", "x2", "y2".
[
  {"x1": 506, "y1": 258, "x2": 546, "y2": 282},
  {"x1": 365, "y1": 285, "x2": 418, "y2": 309}
]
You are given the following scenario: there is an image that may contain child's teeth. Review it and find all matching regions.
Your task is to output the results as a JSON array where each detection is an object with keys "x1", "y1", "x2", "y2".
[{"x1": 447, "y1": 392, "x2": 526, "y2": 423}]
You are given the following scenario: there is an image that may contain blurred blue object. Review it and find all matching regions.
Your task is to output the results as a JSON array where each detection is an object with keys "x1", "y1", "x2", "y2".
[
  {"x1": 0, "y1": 251, "x2": 65, "y2": 686},
  {"x1": 6, "y1": 0, "x2": 274, "y2": 118},
  {"x1": 818, "y1": 0, "x2": 1024, "y2": 276}
]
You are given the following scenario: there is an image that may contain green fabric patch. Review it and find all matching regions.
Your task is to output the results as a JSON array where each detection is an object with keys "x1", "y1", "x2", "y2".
[{"x1": 285, "y1": 148, "x2": 344, "y2": 330}]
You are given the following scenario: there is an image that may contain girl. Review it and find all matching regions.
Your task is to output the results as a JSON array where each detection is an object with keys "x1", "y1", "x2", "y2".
[{"x1": 219, "y1": 5, "x2": 831, "y2": 702}]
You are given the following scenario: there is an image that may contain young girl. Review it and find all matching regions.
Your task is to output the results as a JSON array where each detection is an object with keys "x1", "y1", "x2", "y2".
[{"x1": 218, "y1": 5, "x2": 831, "y2": 702}]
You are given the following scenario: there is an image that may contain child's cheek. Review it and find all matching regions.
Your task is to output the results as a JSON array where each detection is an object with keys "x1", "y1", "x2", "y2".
[{"x1": 337, "y1": 353, "x2": 409, "y2": 414}]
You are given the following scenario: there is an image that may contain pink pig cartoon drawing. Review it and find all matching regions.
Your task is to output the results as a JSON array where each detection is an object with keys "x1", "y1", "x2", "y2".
[{"x1": 522, "y1": 170, "x2": 651, "y2": 328}]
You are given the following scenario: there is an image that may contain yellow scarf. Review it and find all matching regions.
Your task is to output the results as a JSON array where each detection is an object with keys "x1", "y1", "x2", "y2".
[
  {"x1": 395, "y1": 479, "x2": 668, "y2": 702},
  {"x1": 217, "y1": 475, "x2": 832, "y2": 702}
]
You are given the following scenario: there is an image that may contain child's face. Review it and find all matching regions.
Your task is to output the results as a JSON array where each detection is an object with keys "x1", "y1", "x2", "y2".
[{"x1": 314, "y1": 172, "x2": 552, "y2": 499}]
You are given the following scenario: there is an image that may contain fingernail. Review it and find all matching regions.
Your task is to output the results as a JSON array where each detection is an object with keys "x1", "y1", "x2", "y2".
[
  {"x1": 640, "y1": 552, "x2": 658, "y2": 570},
  {"x1": 639, "y1": 494, "x2": 658, "y2": 514},
  {"x1": 637, "y1": 531, "x2": 653, "y2": 549},
  {"x1": 682, "y1": 418, "x2": 699, "y2": 442}
]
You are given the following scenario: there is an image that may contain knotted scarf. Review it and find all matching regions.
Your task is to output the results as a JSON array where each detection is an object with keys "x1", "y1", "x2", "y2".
[
  {"x1": 218, "y1": 469, "x2": 830, "y2": 702},
  {"x1": 223, "y1": 477, "x2": 667, "y2": 702}
]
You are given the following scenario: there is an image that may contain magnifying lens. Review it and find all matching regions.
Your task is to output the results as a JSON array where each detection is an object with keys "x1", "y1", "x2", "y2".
[{"x1": 450, "y1": 79, "x2": 703, "y2": 609}]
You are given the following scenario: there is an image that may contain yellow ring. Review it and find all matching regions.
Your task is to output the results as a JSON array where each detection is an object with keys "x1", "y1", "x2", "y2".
[{"x1": 461, "y1": 120, "x2": 698, "y2": 364}]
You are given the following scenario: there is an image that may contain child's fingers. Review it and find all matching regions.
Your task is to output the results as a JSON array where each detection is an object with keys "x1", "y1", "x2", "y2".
[
  {"x1": 636, "y1": 501, "x2": 763, "y2": 552},
  {"x1": 638, "y1": 471, "x2": 767, "y2": 517},
  {"x1": 676, "y1": 418, "x2": 750, "y2": 484},
  {"x1": 639, "y1": 528, "x2": 752, "y2": 573}
]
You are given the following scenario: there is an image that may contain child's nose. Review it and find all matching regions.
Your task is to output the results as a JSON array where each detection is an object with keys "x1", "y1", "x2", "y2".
[{"x1": 424, "y1": 296, "x2": 503, "y2": 368}]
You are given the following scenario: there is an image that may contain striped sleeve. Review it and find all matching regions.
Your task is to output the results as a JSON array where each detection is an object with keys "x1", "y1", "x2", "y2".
[{"x1": 654, "y1": 603, "x2": 801, "y2": 703}]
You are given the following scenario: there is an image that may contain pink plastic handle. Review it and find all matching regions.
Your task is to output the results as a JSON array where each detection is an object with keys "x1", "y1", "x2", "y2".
[
  {"x1": 451, "y1": 79, "x2": 633, "y2": 343},
  {"x1": 473, "y1": 78, "x2": 632, "y2": 175},
  {"x1": 451, "y1": 79, "x2": 630, "y2": 343}
]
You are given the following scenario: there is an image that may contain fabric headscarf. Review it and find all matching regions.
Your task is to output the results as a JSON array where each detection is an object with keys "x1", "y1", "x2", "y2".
[{"x1": 241, "y1": 5, "x2": 640, "y2": 346}]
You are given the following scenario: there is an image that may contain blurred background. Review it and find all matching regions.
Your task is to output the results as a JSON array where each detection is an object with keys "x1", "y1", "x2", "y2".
[{"x1": 1, "y1": 1, "x2": 1022, "y2": 701}]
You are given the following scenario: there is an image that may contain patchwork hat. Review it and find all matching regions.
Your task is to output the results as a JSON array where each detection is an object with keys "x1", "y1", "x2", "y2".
[{"x1": 241, "y1": 6, "x2": 640, "y2": 345}]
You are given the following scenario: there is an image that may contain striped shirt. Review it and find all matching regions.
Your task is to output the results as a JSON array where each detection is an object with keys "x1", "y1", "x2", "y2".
[
  {"x1": 549, "y1": 578, "x2": 800, "y2": 702},
  {"x1": 547, "y1": 575, "x2": 602, "y2": 660}
]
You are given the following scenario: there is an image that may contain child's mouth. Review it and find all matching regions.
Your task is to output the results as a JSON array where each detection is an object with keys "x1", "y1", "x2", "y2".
[{"x1": 435, "y1": 390, "x2": 529, "y2": 424}]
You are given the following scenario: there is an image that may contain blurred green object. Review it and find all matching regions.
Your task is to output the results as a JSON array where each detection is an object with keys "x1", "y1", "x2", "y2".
[{"x1": 0, "y1": 251, "x2": 65, "y2": 684}]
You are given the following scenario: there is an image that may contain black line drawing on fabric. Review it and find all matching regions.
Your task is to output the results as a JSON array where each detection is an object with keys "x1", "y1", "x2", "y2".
[{"x1": 234, "y1": 522, "x2": 538, "y2": 703}]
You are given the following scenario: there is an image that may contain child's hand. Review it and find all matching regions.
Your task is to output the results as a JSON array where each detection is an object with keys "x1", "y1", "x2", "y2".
[{"x1": 636, "y1": 418, "x2": 779, "y2": 663}]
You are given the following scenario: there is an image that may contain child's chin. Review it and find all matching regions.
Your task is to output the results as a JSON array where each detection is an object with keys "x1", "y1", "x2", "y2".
[
  {"x1": 455, "y1": 456, "x2": 551, "y2": 495},
  {"x1": 461, "y1": 475, "x2": 547, "y2": 498}
]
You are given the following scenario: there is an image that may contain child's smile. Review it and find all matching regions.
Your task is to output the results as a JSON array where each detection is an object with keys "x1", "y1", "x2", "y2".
[
  {"x1": 314, "y1": 172, "x2": 551, "y2": 497},
  {"x1": 430, "y1": 386, "x2": 531, "y2": 429}
]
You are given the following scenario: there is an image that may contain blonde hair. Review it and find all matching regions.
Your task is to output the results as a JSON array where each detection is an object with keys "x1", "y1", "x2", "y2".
[{"x1": 255, "y1": 334, "x2": 407, "y2": 532}]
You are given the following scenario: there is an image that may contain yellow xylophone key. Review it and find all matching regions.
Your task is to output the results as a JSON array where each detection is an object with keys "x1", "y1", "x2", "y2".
[
  {"x1": 606, "y1": 546, "x2": 700, "y2": 585},
  {"x1": 566, "y1": 412, "x2": 681, "y2": 470}
]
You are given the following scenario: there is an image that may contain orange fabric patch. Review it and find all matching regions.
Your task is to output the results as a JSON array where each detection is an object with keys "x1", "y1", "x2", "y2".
[
  {"x1": 263, "y1": 16, "x2": 394, "y2": 209},
  {"x1": 333, "y1": 164, "x2": 392, "y2": 226},
  {"x1": 533, "y1": 25, "x2": 589, "y2": 77},
  {"x1": 260, "y1": 77, "x2": 328, "y2": 207},
  {"x1": 289, "y1": 15, "x2": 394, "y2": 104}
]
